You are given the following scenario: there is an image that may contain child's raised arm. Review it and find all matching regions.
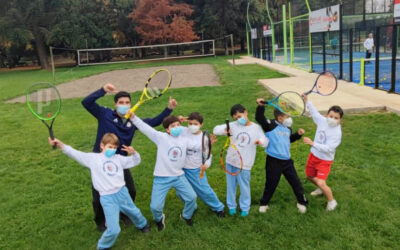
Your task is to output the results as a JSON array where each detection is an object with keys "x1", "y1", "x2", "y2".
[
  {"x1": 302, "y1": 94, "x2": 325, "y2": 124},
  {"x1": 119, "y1": 145, "x2": 141, "y2": 169},
  {"x1": 50, "y1": 138, "x2": 94, "y2": 169},
  {"x1": 130, "y1": 114, "x2": 163, "y2": 144},
  {"x1": 255, "y1": 99, "x2": 275, "y2": 132}
]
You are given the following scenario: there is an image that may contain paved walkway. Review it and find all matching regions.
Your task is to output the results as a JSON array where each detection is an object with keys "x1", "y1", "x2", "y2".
[{"x1": 229, "y1": 56, "x2": 400, "y2": 115}]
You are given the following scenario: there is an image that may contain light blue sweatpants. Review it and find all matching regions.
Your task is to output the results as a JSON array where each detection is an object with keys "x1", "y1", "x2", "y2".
[
  {"x1": 183, "y1": 168, "x2": 224, "y2": 212},
  {"x1": 97, "y1": 186, "x2": 147, "y2": 250},
  {"x1": 226, "y1": 163, "x2": 251, "y2": 212},
  {"x1": 150, "y1": 175, "x2": 197, "y2": 222}
]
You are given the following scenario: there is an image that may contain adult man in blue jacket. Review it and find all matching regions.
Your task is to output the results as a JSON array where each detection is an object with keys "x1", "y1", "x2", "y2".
[{"x1": 82, "y1": 83, "x2": 177, "y2": 231}]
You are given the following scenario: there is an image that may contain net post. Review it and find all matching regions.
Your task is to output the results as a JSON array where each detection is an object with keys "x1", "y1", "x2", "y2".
[
  {"x1": 375, "y1": 26, "x2": 380, "y2": 89},
  {"x1": 339, "y1": 4, "x2": 343, "y2": 79},
  {"x1": 360, "y1": 58, "x2": 365, "y2": 86},
  {"x1": 230, "y1": 34, "x2": 235, "y2": 65},
  {"x1": 390, "y1": 24, "x2": 397, "y2": 93},
  {"x1": 77, "y1": 50, "x2": 81, "y2": 66},
  {"x1": 349, "y1": 29, "x2": 353, "y2": 82},
  {"x1": 213, "y1": 40, "x2": 216, "y2": 58},
  {"x1": 283, "y1": 4, "x2": 288, "y2": 65},
  {"x1": 49, "y1": 46, "x2": 56, "y2": 83}
]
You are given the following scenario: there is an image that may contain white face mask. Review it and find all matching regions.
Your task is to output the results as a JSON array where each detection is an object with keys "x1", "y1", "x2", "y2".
[
  {"x1": 327, "y1": 117, "x2": 339, "y2": 127},
  {"x1": 282, "y1": 117, "x2": 293, "y2": 127},
  {"x1": 188, "y1": 125, "x2": 200, "y2": 134}
]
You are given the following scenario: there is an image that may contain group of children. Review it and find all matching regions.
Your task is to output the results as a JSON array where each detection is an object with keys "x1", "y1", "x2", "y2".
[{"x1": 49, "y1": 87, "x2": 343, "y2": 250}]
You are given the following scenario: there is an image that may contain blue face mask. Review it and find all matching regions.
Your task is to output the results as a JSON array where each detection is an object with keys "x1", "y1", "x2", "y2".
[
  {"x1": 170, "y1": 126, "x2": 183, "y2": 137},
  {"x1": 237, "y1": 117, "x2": 247, "y2": 126},
  {"x1": 117, "y1": 105, "x2": 130, "y2": 115},
  {"x1": 105, "y1": 148, "x2": 117, "y2": 158}
]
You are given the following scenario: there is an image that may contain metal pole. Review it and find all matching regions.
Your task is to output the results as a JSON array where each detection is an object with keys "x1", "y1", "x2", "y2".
[
  {"x1": 85, "y1": 39, "x2": 89, "y2": 63},
  {"x1": 77, "y1": 49, "x2": 81, "y2": 66},
  {"x1": 322, "y1": 33, "x2": 326, "y2": 72},
  {"x1": 246, "y1": 26, "x2": 250, "y2": 56},
  {"x1": 49, "y1": 46, "x2": 56, "y2": 83},
  {"x1": 230, "y1": 34, "x2": 235, "y2": 65},
  {"x1": 349, "y1": 29, "x2": 353, "y2": 82},
  {"x1": 339, "y1": 4, "x2": 343, "y2": 79},
  {"x1": 289, "y1": 1, "x2": 294, "y2": 67},
  {"x1": 375, "y1": 26, "x2": 380, "y2": 89},
  {"x1": 390, "y1": 24, "x2": 397, "y2": 92},
  {"x1": 283, "y1": 4, "x2": 288, "y2": 64},
  {"x1": 247, "y1": 2, "x2": 251, "y2": 56}
]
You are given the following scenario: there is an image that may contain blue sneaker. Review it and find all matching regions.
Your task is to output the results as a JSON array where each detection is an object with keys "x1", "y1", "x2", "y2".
[
  {"x1": 241, "y1": 211, "x2": 249, "y2": 217},
  {"x1": 229, "y1": 208, "x2": 236, "y2": 215}
]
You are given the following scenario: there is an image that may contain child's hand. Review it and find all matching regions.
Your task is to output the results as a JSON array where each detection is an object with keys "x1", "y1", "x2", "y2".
[
  {"x1": 178, "y1": 115, "x2": 188, "y2": 123},
  {"x1": 200, "y1": 164, "x2": 208, "y2": 172},
  {"x1": 103, "y1": 83, "x2": 117, "y2": 94},
  {"x1": 48, "y1": 137, "x2": 64, "y2": 149},
  {"x1": 302, "y1": 93, "x2": 308, "y2": 103},
  {"x1": 254, "y1": 139, "x2": 263, "y2": 146},
  {"x1": 127, "y1": 110, "x2": 135, "y2": 119},
  {"x1": 168, "y1": 96, "x2": 178, "y2": 110},
  {"x1": 303, "y1": 137, "x2": 314, "y2": 146},
  {"x1": 298, "y1": 128, "x2": 305, "y2": 135},
  {"x1": 257, "y1": 98, "x2": 265, "y2": 106},
  {"x1": 224, "y1": 128, "x2": 232, "y2": 136},
  {"x1": 210, "y1": 134, "x2": 217, "y2": 145},
  {"x1": 121, "y1": 145, "x2": 136, "y2": 155}
]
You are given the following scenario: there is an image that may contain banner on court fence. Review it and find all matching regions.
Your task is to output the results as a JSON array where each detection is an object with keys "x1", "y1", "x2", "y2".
[
  {"x1": 263, "y1": 25, "x2": 272, "y2": 37},
  {"x1": 251, "y1": 28, "x2": 257, "y2": 39},
  {"x1": 395, "y1": 0, "x2": 400, "y2": 18},
  {"x1": 309, "y1": 4, "x2": 340, "y2": 33}
]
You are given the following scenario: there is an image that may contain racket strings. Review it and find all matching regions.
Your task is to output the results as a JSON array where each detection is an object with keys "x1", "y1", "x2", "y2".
[
  {"x1": 277, "y1": 92, "x2": 304, "y2": 116},
  {"x1": 147, "y1": 71, "x2": 170, "y2": 98},
  {"x1": 27, "y1": 84, "x2": 61, "y2": 119},
  {"x1": 317, "y1": 73, "x2": 337, "y2": 95}
]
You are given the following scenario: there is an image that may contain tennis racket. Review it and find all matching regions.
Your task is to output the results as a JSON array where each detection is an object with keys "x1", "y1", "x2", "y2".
[
  {"x1": 26, "y1": 82, "x2": 62, "y2": 149},
  {"x1": 200, "y1": 131, "x2": 211, "y2": 178},
  {"x1": 305, "y1": 71, "x2": 337, "y2": 96},
  {"x1": 220, "y1": 120, "x2": 243, "y2": 176},
  {"x1": 124, "y1": 69, "x2": 172, "y2": 118},
  {"x1": 261, "y1": 91, "x2": 305, "y2": 117}
]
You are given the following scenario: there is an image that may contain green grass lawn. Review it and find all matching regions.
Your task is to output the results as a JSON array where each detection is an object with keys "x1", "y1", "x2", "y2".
[{"x1": 0, "y1": 56, "x2": 399, "y2": 249}]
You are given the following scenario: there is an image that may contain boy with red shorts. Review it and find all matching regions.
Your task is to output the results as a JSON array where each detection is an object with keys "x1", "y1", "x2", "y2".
[{"x1": 302, "y1": 94, "x2": 343, "y2": 211}]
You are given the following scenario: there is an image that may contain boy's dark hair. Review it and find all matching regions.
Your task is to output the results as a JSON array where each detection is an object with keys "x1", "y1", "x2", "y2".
[
  {"x1": 230, "y1": 104, "x2": 246, "y2": 116},
  {"x1": 328, "y1": 105, "x2": 344, "y2": 118},
  {"x1": 162, "y1": 116, "x2": 181, "y2": 129},
  {"x1": 273, "y1": 108, "x2": 287, "y2": 119},
  {"x1": 188, "y1": 112, "x2": 203, "y2": 124},
  {"x1": 114, "y1": 91, "x2": 131, "y2": 103}
]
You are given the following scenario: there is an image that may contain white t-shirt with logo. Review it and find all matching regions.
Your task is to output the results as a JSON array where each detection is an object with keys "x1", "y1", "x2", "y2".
[
  {"x1": 213, "y1": 121, "x2": 269, "y2": 170},
  {"x1": 181, "y1": 128, "x2": 212, "y2": 170},
  {"x1": 131, "y1": 116, "x2": 188, "y2": 177},
  {"x1": 62, "y1": 145, "x2": 141, "y2": 196},
  {"x1": 307, "y1": 101, "x2": 342, "y2": 161}
]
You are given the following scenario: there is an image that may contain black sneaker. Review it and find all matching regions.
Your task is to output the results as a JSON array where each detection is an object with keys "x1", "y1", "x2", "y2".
[
  {"x1": 97, "y1": 223, "x2": 107, "y2": 232},
  {"x1": 156, "y1": 214, "x2": 166, "y2": 231},
  {"x1": 139, "y1": 223, "x2": 151, "y2": 234},
  {"x1": 180, "y1": 214, "x2": 193, "y2": 226},
  {"x1": 215, "y1": 210, "x2": 225, "y2": 218}
]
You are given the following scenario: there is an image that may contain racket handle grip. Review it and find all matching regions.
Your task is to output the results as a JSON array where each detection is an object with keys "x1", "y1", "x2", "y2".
[
  {"x1": 261, "y1": 101, "x2": 267, "y2": 105},
  {"x1": 200, "y1": 168, "x2": 204, "y2": 178},
  {"x1": 225, "y1": 119, "x2": 230, "y2": 137},
  {"x1": 124, "y1": 104, "x2": 139, "y2": 119},
  {"x1": 304, "y1": 90, "x2": 312, "y2": 96},
  {"x1": 49, "y1": 128, "x2": 57, "y2": 150}
]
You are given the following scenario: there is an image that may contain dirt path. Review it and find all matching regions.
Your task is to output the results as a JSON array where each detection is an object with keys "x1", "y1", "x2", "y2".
[{"x1": 8, "y1": 64, "x2": 219, "y2": 103}]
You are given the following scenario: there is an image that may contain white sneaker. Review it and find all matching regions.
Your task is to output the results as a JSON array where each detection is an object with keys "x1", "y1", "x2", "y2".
[
  {"x1": 259, "y1": 205, "x2": 269, "y2": 213},
  {"x1": 297, "y1": 203, "x2": 307, "y2": 214},
  {"x1": 326, "y1": 200, "x2": 338, "y2": 211},
  {"x1": 310, "y1": 188, "x2": 323, "y2": 196}
]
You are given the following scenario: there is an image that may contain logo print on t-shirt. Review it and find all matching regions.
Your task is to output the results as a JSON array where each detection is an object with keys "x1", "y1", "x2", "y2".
[
  {"x1": 316, "y1": 131, "x2": 327, "y2": 144},
  {"x1": 236, "y1": 132, "x2": 251, "y2": 147},
  {"x1": 103, "y1": 161, "x2": 118, "y2": 176},
  {"x1": 168, "y1": 146, "x2": 183, "y2": 162}
]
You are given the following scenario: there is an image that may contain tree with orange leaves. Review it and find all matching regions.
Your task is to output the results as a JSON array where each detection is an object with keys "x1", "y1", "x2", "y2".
[{"x1": 130, "y1": 0, "x2": 199, "y2": 45}]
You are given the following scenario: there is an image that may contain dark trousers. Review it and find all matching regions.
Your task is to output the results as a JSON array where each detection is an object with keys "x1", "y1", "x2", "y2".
[
  {"x1": 92, "y1": 169, "x2": 136, "y2": 226},
  {"x1": 365, "y1": 50, "x2": 372, "y2": 63},
  {"x1": 260, "y1": 155, "x2": 308, "y2": 206}
]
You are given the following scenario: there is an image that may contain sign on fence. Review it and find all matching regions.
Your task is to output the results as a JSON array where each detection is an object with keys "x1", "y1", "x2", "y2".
[{"x1": 309, "y1": 4, "x2": 340, "y2": 33}]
